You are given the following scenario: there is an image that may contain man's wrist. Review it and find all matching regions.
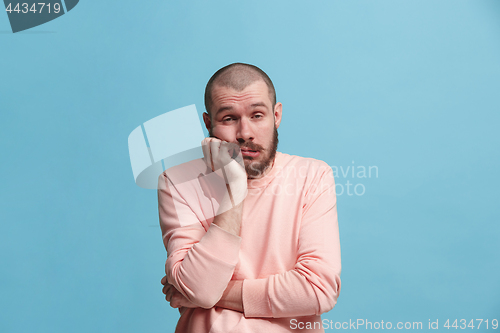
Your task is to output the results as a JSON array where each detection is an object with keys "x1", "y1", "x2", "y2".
[
  {"x1": 213, "y1": 202, "x2": 243, "y2": 236},
  {"x1": 216, "y1": 280, "x2": 244, "y2": 313}
]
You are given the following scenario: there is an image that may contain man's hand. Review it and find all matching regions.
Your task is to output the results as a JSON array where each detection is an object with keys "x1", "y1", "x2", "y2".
[
  {"x1": 161, "y1": 275, "x2": 244, "y2": 312},
  {"x1": 201, "y1": 137, "x2": 247, "y2": 236},
  {"x1": 161, "y1": 275, "x2": 199, "y2": 309},
  {"x1": 201, "y1": 137, "x2": 247, "y2": 210}
]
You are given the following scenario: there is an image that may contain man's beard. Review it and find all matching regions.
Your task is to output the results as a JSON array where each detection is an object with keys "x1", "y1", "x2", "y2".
[
  {"x1": 243, "y1": 126, "x2": 279, "y2": 178},
  {"x1": 209, "y1": 126, "x2": 279, "y2": 178}
]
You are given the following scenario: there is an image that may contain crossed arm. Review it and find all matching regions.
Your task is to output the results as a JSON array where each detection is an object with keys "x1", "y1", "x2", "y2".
[
  {"x1": 162, "y1": 275, "x2": 244, "y2": 311},
  {"x1": 157, "y1": 162, "x2": 341, "y2": 318},
  {"x1": 160, "y1": 191, "x2": 245, "y2": 312}
]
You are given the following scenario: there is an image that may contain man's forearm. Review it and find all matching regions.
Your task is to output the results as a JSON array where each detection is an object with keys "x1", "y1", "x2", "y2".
[{"x1": 212, "y1": 202, "x2": 243, "y2": 236}]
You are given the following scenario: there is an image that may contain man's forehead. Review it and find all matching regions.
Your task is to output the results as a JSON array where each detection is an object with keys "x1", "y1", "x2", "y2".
[
  {"x1": 211, "y1": 81, "x2": 272, "y2": 106},
  {"x1": 214, "y1": 101, "x2": 268, "y2": 115}
]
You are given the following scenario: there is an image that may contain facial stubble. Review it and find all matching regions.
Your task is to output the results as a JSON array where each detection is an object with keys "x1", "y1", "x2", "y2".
[{"x1": 209, "y1": 126, "x2": 279, "y2": 179}]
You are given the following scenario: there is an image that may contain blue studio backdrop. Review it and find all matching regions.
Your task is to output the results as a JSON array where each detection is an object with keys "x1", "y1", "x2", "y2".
[{"x1": 1, "y1": 1, "x2": 499, "y2": 332}]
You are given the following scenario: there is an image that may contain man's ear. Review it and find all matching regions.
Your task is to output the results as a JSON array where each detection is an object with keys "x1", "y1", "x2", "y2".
[
  {"x1": 202, "y1": 112, "x2": 212, "y2": 132},
  {"x1": 274, "y1": 102, "x2": 283, "y2": 129}
]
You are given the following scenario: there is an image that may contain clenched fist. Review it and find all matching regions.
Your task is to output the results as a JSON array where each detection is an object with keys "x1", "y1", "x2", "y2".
[
  {"x1": 161, "y1": 276, "x2": 199, "y2": 309},
  {"x1": 201, "y1": 137, "x2": 248, "y2": 214}
]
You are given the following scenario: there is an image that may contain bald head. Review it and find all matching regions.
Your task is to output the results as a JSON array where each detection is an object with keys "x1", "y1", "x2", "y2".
[{"x1": 204, "y1": 63, "x2": 276, "y2": 118}]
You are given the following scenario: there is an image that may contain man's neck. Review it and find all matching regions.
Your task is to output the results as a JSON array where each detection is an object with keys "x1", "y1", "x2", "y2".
[{"x1": 247, "y1": 155, "x2": 276, "y2": 180}]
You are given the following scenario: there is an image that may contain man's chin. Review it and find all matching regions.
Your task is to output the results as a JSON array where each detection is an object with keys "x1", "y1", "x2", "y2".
[{"x1": 244, "y1": 158, "x2": 271, "y2": 178}]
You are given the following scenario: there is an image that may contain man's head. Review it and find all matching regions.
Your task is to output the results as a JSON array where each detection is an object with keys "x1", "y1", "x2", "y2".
[
  {"x1": 203, "y1": 63, "x2": 282, "y2": 178},
  {"x1": 204, "y1": 63, "x2": 276, "y2": 117}
]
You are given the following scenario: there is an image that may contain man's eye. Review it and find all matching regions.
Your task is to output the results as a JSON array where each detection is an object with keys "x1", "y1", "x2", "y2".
[
  {"x1": 254, "y1": 114, "x2": 263, "y2": 119},
  {"x1": 222, "y1": 117, "x2": 234, "y2": 122}
]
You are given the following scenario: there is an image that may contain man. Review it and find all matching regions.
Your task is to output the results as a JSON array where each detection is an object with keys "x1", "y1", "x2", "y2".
[{"x1": 158, "y1": 63, "x2": 341, "y2": 332}]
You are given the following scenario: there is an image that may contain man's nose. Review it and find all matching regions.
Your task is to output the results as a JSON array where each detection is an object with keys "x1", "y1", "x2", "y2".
[{"x1": 236, "y1": 117, "x2": 254, "y2": 142}]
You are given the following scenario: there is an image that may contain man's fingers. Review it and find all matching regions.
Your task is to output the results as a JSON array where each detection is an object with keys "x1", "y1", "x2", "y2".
[
  {"x1": 170, "y1": 299, "x2": 179, "y2": 308},
  {"x1": 209, "y1": 142, "x2": 215, "y2": 171},
  {"x1": 209, "y1": 139, "x2": 221, "y2": 171},
  {"x1": 170, "y1": 292, "x2": 179, "y2": 308},
  {"x1": 202, "y1": 137, "x2": 240, "y2": 172},
  {"x1": 201, "y1": 138, "x2": 213, "y2": 170},
  {"x1": 162, "y1": 283, "x2": 172, "y2": 295},
  {"x1": 161, "y1": 275, "x2": 167, "y2": 285},
  {"x1": 169, "y1": 290, "x2": 184, "y2": 308},
  {"x1": 165, "y1": 286, "x2": 173, "y2": 302},
  {"x1": 202, "y1": 137, "x2": 220, "y2": 171},
  {"x1": 221, "y1": 142, "x2": 242, "y2": 166}
]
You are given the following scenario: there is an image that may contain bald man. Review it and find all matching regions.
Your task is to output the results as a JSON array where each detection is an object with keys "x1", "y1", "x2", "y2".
[{"x1": 158, "y1": 63, "x2": 341, "y2": 332}]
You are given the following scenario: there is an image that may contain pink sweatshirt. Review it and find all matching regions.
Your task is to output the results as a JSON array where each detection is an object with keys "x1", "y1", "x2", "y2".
[{"x1": 158, "y1": 151, "x2": 341, "y2": 332}]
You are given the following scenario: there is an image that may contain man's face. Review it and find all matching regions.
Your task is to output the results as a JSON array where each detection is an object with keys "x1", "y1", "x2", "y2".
[{"x1": 203, "y1": 80, "x2": 282, "y2": 178}]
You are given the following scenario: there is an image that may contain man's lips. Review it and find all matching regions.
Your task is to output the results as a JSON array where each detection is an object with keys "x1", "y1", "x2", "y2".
[{"x1": 240, "y1": 148, "x2": 260, "y2": 157}]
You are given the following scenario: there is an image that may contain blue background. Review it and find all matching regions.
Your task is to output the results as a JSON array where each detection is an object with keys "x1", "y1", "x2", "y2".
[{"x1": 1, "y1": 0, "x2": 499, "y2": 332}]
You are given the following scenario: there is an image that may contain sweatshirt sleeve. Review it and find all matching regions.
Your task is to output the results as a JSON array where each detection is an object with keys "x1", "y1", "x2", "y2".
[
  {"x1": 158, "y1": 172, "x2": 242, "y2": 309},
  {"x1": 242, "y1": 164, "x2": 341, "y2": 318}
]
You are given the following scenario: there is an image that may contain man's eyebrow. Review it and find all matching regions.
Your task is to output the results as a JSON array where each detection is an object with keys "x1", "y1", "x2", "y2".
[
  {"x1": 214, "y1": 106, "x2": 234, "y2": 116},
  {"x1": 214, "y1": 102, "x2": 268, "y2": 117},
  {"x1": 250, "y1": 102, "x2": 267, "y2": 108}
]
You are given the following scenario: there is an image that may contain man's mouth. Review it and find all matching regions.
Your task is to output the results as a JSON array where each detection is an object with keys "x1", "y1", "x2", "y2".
[{"x1": 240, "y1": 148, "x2": 260, "y2": 157}]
